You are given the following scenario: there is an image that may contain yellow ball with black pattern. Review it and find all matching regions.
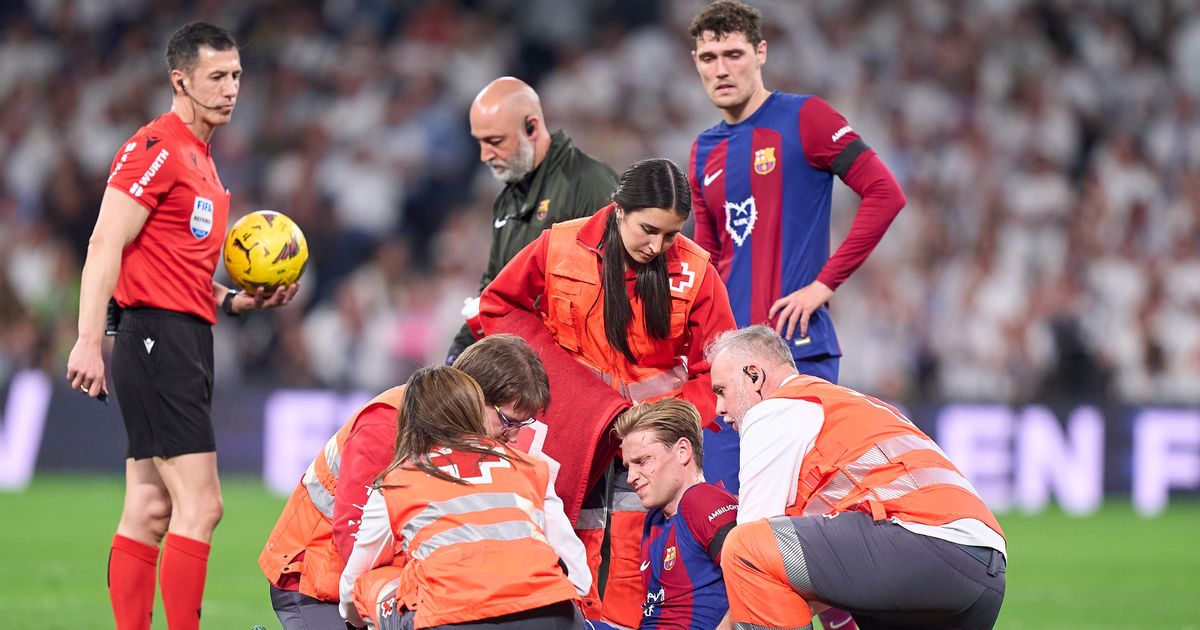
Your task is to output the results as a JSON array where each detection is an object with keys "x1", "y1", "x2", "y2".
[{"x1": 222, "y1": 210, "x2": 308, "y2": 292}]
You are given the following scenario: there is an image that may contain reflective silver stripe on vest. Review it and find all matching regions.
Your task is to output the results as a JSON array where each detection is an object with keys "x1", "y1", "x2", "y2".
[
  {"x1": 612, "y1": 465, "x2": 648, "y2": 514},
  {"x1": 871, "y1": 467, "x2": 980, "y2": 502},
  {"x1": 612, "y1": 489, "x2": 649, "y2": 513},
  {"x1": 879, "y1": 434, "x2": 946, "y2": 459},
  {"x1": 590, "y1": 364, "x2": 689, "y2": 403},
  {"x1": 376, "y1": 576, "x2": 402, "y2": 605},
  {"x1": 624, "y1": 364, "x2": 689, "y2": 403},
  {"x1": 815, "y1": 471, "x2": 856, "y2": 511},
  {"x1": 844, "y1": 435, "x2": 942, "y2": 481},
  {"x1": 323, "y1": 434, "x2": 343, "y2": 479},
  {"x1": 811, "y1": 435, "x2": 977, "y2": 511},
  {"x1": 411, "y1": 520, "x2": 548, "y2": 560},
  {"x1": 802, "y1": 499, "x2": 829, "y2": 517},
  {"x1": 575, "y1": 507, "x2": 608, "y2": 530},
  {"x1": 301, "y1": 433, "x2": 343, "y2": 519},
  {"x1": 302, "y1": 461, "x2": 337, "y2": 519},
  {"x1": 400, "y1": 492, "x2": 543, "y2": 551}
]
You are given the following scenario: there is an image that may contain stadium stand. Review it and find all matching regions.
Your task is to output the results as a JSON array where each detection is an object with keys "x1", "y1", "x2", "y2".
[{"x1": 1, "y1": 0, "x2": 1198, "y2": 406}]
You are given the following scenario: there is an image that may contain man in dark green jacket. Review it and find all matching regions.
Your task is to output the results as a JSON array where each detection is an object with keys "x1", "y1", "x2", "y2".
[{"x1": 448, "y1": 76, "x2": 618, "y2": 361}]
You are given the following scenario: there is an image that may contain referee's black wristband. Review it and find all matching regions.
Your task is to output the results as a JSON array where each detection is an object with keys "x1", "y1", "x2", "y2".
[{"x1": 222, "y1": 289, "x2": 240, "y2": 317}]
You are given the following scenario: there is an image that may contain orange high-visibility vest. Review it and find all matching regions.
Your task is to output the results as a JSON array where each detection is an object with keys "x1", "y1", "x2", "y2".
[
  {"x1": 376, "y1": 442, "x2": 578, "y2": 628},
  {"x1": 541, "y1": 215, "x2": 711, "y2": 403},
  {"x1": 352, "y1": 564, "x2": 411, "y2": 629},
  {"x1": 770, "y1": 377, "x2": 1005, "y2": 536},
  {"x1": 259, "y1": 386, "x2": 406, "y2": 601},
  {"x1": 543, "y1": 215, "x2": 716, "y2": 628}
]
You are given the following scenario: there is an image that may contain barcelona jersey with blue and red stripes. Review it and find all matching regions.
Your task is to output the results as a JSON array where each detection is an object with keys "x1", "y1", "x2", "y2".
[
  {"x1": 690, "y1": 92, "x2": 885, "y2": 360},
  {"x1": 639, "y1": 483, "x2": 737, "y2": 630}
]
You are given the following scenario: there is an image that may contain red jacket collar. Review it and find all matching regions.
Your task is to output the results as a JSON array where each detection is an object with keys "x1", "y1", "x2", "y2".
[
  {"x1": 576, "y1": 203, "x2": 615, "y2": 252},
  {"x1": 575, "y1": 204, "x2": 684, "y2": 267}
]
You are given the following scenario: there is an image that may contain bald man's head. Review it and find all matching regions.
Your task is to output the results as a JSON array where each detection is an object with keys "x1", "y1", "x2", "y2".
[{"x1": 470, "y1": 77, "x2": 550, "y2": 183}]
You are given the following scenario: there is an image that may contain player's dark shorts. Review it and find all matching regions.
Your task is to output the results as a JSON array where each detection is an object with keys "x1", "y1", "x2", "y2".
[{"x1": 110, "y1": 307, "x2": 215, "y2": 459}]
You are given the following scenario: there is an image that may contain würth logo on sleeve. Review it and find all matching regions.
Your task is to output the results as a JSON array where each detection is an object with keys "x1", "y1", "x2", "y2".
[{"x1": 128, "y1": 148, "x2": 169, "y2": 197}]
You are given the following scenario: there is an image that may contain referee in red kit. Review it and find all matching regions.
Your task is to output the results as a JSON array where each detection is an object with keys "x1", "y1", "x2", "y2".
[{"x1": 66, "y1": 22, "x2": 297, "y2": 630}]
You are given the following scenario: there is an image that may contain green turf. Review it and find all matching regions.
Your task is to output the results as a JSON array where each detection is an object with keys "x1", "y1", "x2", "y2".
[
  {"x1": 0, "y1": 474, "x2": 285, "y2": 629},
  {"x1": 993, "y1": 503, "x2": 1200, "y2": 629},
  {"x1": 1, "y1": 475, "x2": 1198, "y2": 629}
]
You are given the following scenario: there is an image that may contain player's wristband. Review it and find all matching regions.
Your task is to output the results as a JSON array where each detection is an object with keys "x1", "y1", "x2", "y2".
[{"x1": 222, "y1": 289, "x2": 240, "y2": 317}]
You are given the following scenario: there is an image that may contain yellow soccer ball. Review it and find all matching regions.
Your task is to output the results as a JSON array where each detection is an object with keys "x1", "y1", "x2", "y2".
[{"x1": 223, "y1": 210, "x2": 309, "y2": 292}]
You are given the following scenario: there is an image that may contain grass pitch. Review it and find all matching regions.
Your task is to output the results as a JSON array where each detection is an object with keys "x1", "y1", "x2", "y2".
[
  {"x1": 0, "y1": 474, "x2": 282, "y2": 629},
  {"x1": 1, "y1": 475, "x2": 1197, "y2": 629}
]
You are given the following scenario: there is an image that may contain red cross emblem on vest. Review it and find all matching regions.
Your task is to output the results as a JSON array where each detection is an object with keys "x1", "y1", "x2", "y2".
[{"x1": 428, "y1": 447, "x2": 512, "y2": 484}]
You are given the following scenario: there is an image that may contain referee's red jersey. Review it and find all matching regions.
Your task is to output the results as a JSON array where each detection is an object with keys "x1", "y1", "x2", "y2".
[{"x1": 106, "y1": 112, "x2": 231, "y2": 324}]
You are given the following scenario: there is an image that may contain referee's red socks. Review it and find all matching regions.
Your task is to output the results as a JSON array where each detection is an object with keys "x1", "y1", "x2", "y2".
[
  {"x1": 109, "y1": 534, "x2": 158, "y2": 630},
  {"x1": 161, "y1": 533, "x2": 210, "y2": 630}
]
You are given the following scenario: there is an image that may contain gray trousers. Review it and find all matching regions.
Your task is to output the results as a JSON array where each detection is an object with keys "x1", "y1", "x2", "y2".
[
  {"x1": 270, "y1": 584, "x2": 347, "y2": 630},
  {"x1": 780, "y1": 511, "x2": 1006, "y2": 630}
]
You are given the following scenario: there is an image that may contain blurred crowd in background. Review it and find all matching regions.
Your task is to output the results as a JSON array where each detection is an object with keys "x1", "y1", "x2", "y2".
[{"x1": 2, "y1": 0, "x2": 1198, "y2": 406}]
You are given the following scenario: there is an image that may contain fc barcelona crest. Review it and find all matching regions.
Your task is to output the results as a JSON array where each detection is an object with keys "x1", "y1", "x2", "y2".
[
  {"x1": 663, "y1": 546, "x2": 677, "y2": 571},
  {"x1": 753, "y1": 147, "x2": 777, "y2": 175}
]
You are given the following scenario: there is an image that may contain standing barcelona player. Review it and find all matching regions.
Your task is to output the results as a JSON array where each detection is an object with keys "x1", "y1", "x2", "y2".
[
  {"x1": 686, "y1": 3, "x2": 906, "y2": 627},
  {"x1": 686, "y1": 0, "x2": 905, "y2": 507},
  {"x1": 688, "y1": 0, "x2": 906, "y2": 378},
  {"x1": 614, "y1": 399, "x2": 738, "y2": 630},
  {"x1": 66, "y1": 23, "x2": 296, "y2": 630}
]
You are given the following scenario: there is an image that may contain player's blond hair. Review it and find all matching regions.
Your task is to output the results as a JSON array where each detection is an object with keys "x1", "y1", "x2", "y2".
[{"x1": 613, "y1": 398, "x2": 704, "y2": 469}]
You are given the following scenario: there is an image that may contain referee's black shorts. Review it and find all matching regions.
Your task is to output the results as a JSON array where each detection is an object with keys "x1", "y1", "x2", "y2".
[{"x1": 110, "y1": 307, "x2": 215, "y2": 459}]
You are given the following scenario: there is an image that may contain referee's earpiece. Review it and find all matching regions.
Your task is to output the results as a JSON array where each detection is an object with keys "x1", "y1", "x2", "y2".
[
  {"x1": 524, "y1": 116, "x2": 535, "y2": 136},
  {"x1": 177, "y1": 79, "x2": 186, "y2": 95}
]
